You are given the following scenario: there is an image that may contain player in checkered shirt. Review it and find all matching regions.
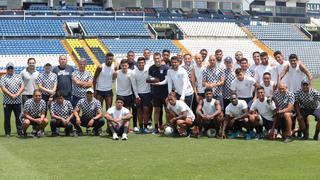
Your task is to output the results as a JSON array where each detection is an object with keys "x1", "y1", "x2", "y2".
[
  {"x1": 71, "y1": 58, "x2": 93, "y2": 107},
  {"x1": 222, "y1": 57, "x2": 235, "y2": 109},
  {"x1": 50, "y1": 91, "x2": 74, "y2": 136},
  {"x1": 294, "y1": 79, "x2": 320, "y2": 140},
  {"x1": 72, "y1": 88, "x2": 105, "y2": 136},
  {"x1": 272, "y1": 83, "x2": 295, "y2": 143},
  {"x1": 0, "y1": 63, "x2": 24, "y2": 137},
  {"x1": 37, "y1": 63, "x2": 57, "y2": 108},
  {"x1": 22, "y1": 89, "x2": 48, "y2": 137},
  {"x1": 202, "y1": 55, "x2": 225, "y2": 109}
]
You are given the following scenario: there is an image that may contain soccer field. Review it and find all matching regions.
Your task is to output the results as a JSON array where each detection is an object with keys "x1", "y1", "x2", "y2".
[{"x1": 1, "y1": 80, "x2": 320, "y2": 180}]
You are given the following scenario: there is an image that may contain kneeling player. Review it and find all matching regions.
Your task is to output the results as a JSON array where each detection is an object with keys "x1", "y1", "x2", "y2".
[
  {"x1": 22, "y1": 89, "x2": 48, "y2": 137},
  {"x1": 221, "y1": 93, "x2": 255, "y2": 140},
  {"x1": 196, "y1": 88, "x2": 223, "y2": 137},
  {"x1": 167, "y1": 92, "x2": 195, "y2": 136},
  {"x1": 50, "y1": 91, "x2": 74, "y2": 136},
  {"x1": 105, "y1": 97, "x2": 132, "y2": 140}
]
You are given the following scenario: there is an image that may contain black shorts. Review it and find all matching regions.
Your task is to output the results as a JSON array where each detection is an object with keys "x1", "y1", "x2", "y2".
[
  {"x1": 152, "y1": 95, "x2": 167, "y2": 108},
  {"x1": 107, "y1": 125, "x2": 124, "y2": 136},
  {"x1": 117, "y1": 94, "x2": 133, "y2": 108},
  {"x1": 137, "y1": 93, "x2": 152, "y2": 108},
  {"x1": 301, "y1": 108, "x2": 320, "y2": 120},
  {"x1": 261, "y1": 116, "x2": 273, "y2": 131},
  {"x1": 96, "y1": 90, "x2": 113, "y2": 98}
]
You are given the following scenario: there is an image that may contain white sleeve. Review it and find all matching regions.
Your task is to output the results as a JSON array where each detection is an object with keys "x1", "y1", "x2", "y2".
[
  {"x1": 230, "y1": 79, "x2": 237, "y2": 91},
  {"x1": 167, "y1": 70, "x2": 173, "y2": 93},
  {"x1": 241, "y1": 100, "x2": 248, "y2": 110},
  {"x1": 180, "y1": 70, "x2": 188, "y2": 100},
  {"x1": 250, "y1": 100, "x2": 257, "y2": 111},
  {"x1": 130, "y1": 71, "x2": 139, "y2": 98}
]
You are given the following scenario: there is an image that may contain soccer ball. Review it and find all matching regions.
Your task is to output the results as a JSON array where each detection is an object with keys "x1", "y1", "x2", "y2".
[
  {"x1": 164, "y1": 126, "x2": 173, "y2": 136},
  {"x1": 206, "y1": 128, "x2": 217, "y2": 138}
]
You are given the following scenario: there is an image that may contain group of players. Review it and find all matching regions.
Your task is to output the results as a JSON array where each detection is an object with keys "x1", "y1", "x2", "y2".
[{"x1": 1, "y1": 48, "x2": 320, "y2": 143}]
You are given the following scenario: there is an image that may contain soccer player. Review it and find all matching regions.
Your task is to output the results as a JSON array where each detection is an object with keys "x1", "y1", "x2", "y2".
[
  {"x1": 167, "y1": 56, "x2": 194, "y2": 107},
  {"x1": 230, "y1": 68, "x2": 256, "y2": 106},
  {"x1": 249, "y1": 51, "x2": 260, "y2": 72},
  {"x1": 196, "y1": 88, "x2": 223, "y2": 137},
  {"x1": 240, "y1": 58, "x2": 254, "y2": 78},
  {"x1": 194, "y1": 53, "x2": 206, "y2": 102},
  {"x1": 202, "y1": 55, "x2": 225, "y2": 109},
  {"x1": 50, "y1": 91, "x2": 74, "y2": 136},
  {"x1": 71, "y1": 58, "x2": 93, "y2": 107},
  {"x1": 37, "y1": 63, "x2": 57, "y2": 105},
  {"x1": 116, "y1": 59, "x2": 134, "y2": 109},
  {"x1": 131, "y1": 57, "x2": 152, "y2": 133},
  {"x1": 200, "y1": 49, "x2": 208, "y2": 63},
  {"x1": 260, "y1": 72, "x2": 276, "y2": 98},
  {"x1": 52, "y1": 55, "x2": 74, "y2": 101},
  {"x1": 254, "y1": 52, "x2": 276, "y2": 84},
  {"x1": 126, "y1": 50, "x2": 137, "y2": 70},
  {"x1": 20, "y1": 57, "x2": 39, "y2": 105},
  {"x1": 148, "y1": 52, "x2": 169, "y2": 134},
  {"x1": 167, "y1": 92, "x2": 195, "y2": 136},
  {"x1": 73, "y1": 88, "x2": 105, "y2": 136},
  {"x1": 93, "y1": 52, "x2": 117, "y2": 111},
  {"x1": 162, "y1": 49, "x2": 171, "y2": 66},
  {"x1": 280, "y1": 54, "x2": 312, "y2": 93},
  {"x1": 273, "y1": 51, "x2": 289, "y2": 84},
  {"x1": 249, "y1": 86, "x2": 277, "y2": 139},
  {"x1": 222, "y1": 56, "x2": 235, "y2": 108},
  {"x1": 215, "y1": 49, "x2": 225, "y2": 69},
  {"x1": 221, "y1": 93, "x2": 254, "y2": 140},
  {"x1": 0, "y1": 62, "x2": 24, "y2": 137},
  {"x1": 143, "y1": 48, "x2": 154, "y2": 68},
  {"x1": 234, "y1": 51, "x2": 243, "y2": 69},
  {"x1": 22, "y1": 89, "x2": 48, "y2": 137},
  {"x1": 294, "y1": 79, "x2": 320, "y2": 140},
  {"x1": 105, "y1": 96, "x2": 132, "y2": 140},
  {"x1": 272, "y1": 83, "x2": 295, "y2": 143}
]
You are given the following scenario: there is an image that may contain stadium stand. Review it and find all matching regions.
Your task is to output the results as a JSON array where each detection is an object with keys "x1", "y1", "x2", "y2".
[
  {"x1": 80, "y1": 20, "x2": 150, "y2": 37},
  {"x1": 85, "y1": 39, "x2": 108, "y2": 64},
  {"x1": 65, "y1": 39, "x2": 94, "y2": 65},
  {"x1": 246, "y1": 22, "x2": 308, "y2": 40},
  {"x1": 102, "y1": 39, "x2": 181, "y2": 57},
  {"x1": 174, "y1": 21, "x2": 247, "y2": 37},
  {"x1": 262, "y1": 40, "x2": 320, "y2": 75},
  {"x1": 0, "y1": 20, "x2": 65, "y2": 37}
]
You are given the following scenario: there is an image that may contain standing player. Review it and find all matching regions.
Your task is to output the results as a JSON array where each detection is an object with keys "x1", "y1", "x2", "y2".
[
  {"x1": 116, "y1": 59, "x2": 134, "y2": 110},
  {"x1": 294, "y1": 79, "x2": 320, "y2": 140},
  {"x1": 148, "y1": 52, "x2": 169, "y2": 134},
  {"x1": 71, "y1": 59, "x2": 93, "y2": 107},
  {"x1": 215, "y1": 49, "x2": 225, "y2": 69},
  {"x1": 234, "y1": 51, "x2": 243, "y2": 69},
  {"x1": 194, "y1": 53, "x2": 206, "y2": 102},
  {"x1": 52, "y1": 55, "x2": 74, "y2": 101},
  {"x1": 0, "y1": 63, "x2": 24, "y2": 137},
  {"x1": 240, "y1": 58, "x2": 254, "y2": 78},
  {"x1": 22, "y1": 89, "x2": 48, "y2": 137},
  {"x1": 254, "y1": 52, "x2": 276, "y2": 84},
  {"x1": 105, "y1": 96, "x2": 132, "y2": 140},
  {"x1": 273, "y1": 51, "x2": 289, "y2": 84},
  {"x1": 162, "y1": 49, "x2": 171, "y2": 66},
  {"x1": 93, "y1": 52, "x2": 117, "y2": 111},
  {"x1": 167, "y1": 92, "x2": 195, "y2": 136},
  {"x1": 222, "y1": 56, "x2": 235, "y2": 108},
  {"x1": 50, "y1": 91, "x2": 74, "y2": 136},
  {"x1": 143, "y1": 48, "x2": 154, "y2": 68},
  {"x1": 249, "y1": 51, "x2": 260, "y2": 72},
  {"x1": 202, "y1": 55, "x2": 225, "y2": 109},
  {"x1": 20, "y1": 57, "x2": 39, "y2": 104},
  {"x1": 260, "y1": 72, "x2": 276, "y2": 98},
  {"x1": 37, "y1": 63, "x2": 57, "y2": 106},
  {"x1": 196, "y1": 88, "x2": 223, "y2": 137},
  {"x1": 131, "y1": 57, "x2": 152, "y2": 133},
  {"x1": 167, "y1": 56, "x2": 194, "y2": 107},
  {"x1": 200, "y1": 49, "x2": 208, "y2": 63},
  {"x1": 73, "y1": 88, "x2": 105, "y2": 136}
]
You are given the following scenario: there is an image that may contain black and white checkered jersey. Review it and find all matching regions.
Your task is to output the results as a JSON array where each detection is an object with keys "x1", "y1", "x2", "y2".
[
  {"x1": 273, "y1": 90, "x2": 295, "y2": 110},
  {"x1": 51, "y1": 100, "x2": 73, "y2": 119},
  {"x1": 76, "y1": 98, "x2": 102, "y2": 118},
  {"x1": 72, "y1": 70, "x2": 93, "y2": 98},
  {"x1": 23, "y1": 99, "x2": 46, "y2": 118},
  {"x1": 295, "y1": 88, "x2": 320, "y2": 110},
  {"x1": 222, "y1": 68, "x2": 235, "y2": 99},
  {"x1": 0, "y1": 74, "x2": 23, "y2": 104},
  {"x1": 202, "y1": 67, "x2": 224, "y2": 96},
  {"x1": 36, "y1": 72, "x2": 57, "y2": 95}
]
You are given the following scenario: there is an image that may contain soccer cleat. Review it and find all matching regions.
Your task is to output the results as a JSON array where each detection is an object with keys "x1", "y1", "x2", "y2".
[
  {"x1": 143, "y1": 128, "x2": 150, "y2": 134},
  {"x1": 112, "y1": 133, "x2": 119, "y2": 140},
  {"x1": 255, "y1": 133, "x2": 263, "y2": 140},
  {"x1": 5, "y1": 134, "x2": 10, "y2": 138},
  {"x1": 245, "y1": 132, "x2": 253, "y2": 140},
  {"x1": 313, "y1": 135, "x2": 319, "y2": 141},
  {"x1": 139, "y1": 128, "x2": 144, "y2": 134},
  {"x1": 229, "y1": 132, "x2": 237, "y2": 139},
  {"x1": 152, "y1": 128, "x2": 159, "y2": 135},
  {"x1": 284, "y1": 137, "x2": 293, "y2": 143},
  {"x1": 121, "y1": 133, "x2": 128, "y2": 140},
  {"x1": 133, "y1": 127, "x2": 139, "y2": 132}
]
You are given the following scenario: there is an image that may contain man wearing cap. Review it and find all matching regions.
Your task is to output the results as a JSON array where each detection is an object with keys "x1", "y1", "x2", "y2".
[
  {"x1": 0, "y1": 62, "x2": 24, "y2": 137},
  {"x1": 37, "y1": 63, "x2": 57, "y2": 108},
  {"x1": 20, "y1": 58, "x2": 40, "y2": 105},
  {"x1": 52, "y1": 55, "x2": 74, "y2": 101},
  {"x1": 294, "y1": 79, "x2": 320, "y2": 140},
  {"x1": 222, "y1": 56, "x2": 235, "y2": 108},
  {"x1": 72, "y1": 88, "x2": 105, "y2": 136},
  {"x1": 71, "y1": 58, "x2": 93, "y2": 107}
]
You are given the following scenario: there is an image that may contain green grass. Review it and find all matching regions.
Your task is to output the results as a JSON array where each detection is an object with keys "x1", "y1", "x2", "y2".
[{"x1": 1, "y1": 80, "x2": 320, "y2": 179}]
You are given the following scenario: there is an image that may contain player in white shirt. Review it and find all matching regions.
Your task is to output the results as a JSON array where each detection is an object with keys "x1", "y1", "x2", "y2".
[
  {"x1": 234, "y1": 51, "x2": 243, "y2": 69},
  {"x1": 93, "y1": 52, "x2": 117, "y2": 111},
  {"x1": 131, "y1": 57, "x2": 152, "y2": 134},
  {"x1": 254, "y1": 52, "x2": 277, "y2": 84},
  {"x1": 116, "y1": 59, "x2": 134, "y2": 109},
  {"x1": 221, "y1": 93, "x2": 255, "y2": 140},
  {"x1": 167, "y1": 92, "x2": 195, "y2": 136},
  {"x1": 230, "y1": 68, "x2": 257, "y2": 106},
  {"x1": 215, "y1": 49, "x2": 225, "y2": 69},
  {"x1": 249, "y1": 51, "x2": 260, "y2": 72},
  {"x1": 143, "y1": 48, "x2": 154, "y2": 69},
  {"x1": 196, "y1": 88, "x2": 223, "y2": 137},
  {"x1": 273, "y1": 51, "x2": 289, "y2": 85},
  {"x1": 279, "y1": 53, "x2": 312, "y2": 93},
  {"x1": 105, "y1": 96, "x2": 132, "y2": 140},
  {"x1": 260, "y1": 72, "x2": 276, "y2": 98},
  {"x1": 194, "y1": 53, "x2": 206, "y2": 102},
  {"x1": 167, "y1": 56, "x2": 194, "y2": 108},
  {"x1": 200, "y1": 49, "x2": 208, "y2": 64},
  {"x1": 249, "y1": 86, "x2": 277, "y2": 139}
]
